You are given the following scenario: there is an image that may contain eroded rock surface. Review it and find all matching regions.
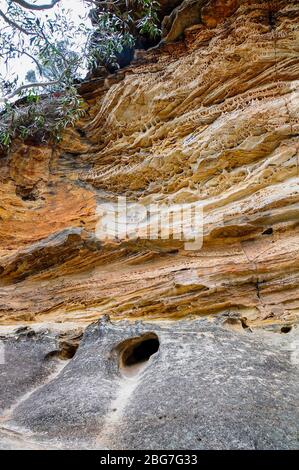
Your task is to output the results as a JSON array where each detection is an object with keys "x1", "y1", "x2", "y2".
[
  {"x1": 0, "y1": 0, "x2": 298, "y2": 450},
  {"x1": 1, "y1": 0, "x2": 298, "y2": 328},
  {"x1": 0, "y1": 317, "x2": 298, "y2": 449}
]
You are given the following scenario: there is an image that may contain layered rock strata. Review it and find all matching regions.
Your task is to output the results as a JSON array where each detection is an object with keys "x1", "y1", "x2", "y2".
[
  {"x1": 0, "y1": 0, "x2": 299, "y2": 451},
  {"x1": 1, "y1": 0, "x2": 298, "y2": 329}
]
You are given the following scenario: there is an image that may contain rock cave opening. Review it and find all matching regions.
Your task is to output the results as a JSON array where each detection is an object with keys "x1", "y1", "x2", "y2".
[
  {"x1": 45, "y1": 334, "x2": 83, "y2": 361},
  {"x1": 281, "y1": 325, "x2": 292, "y2": 334},
  {"x1": 262, "y1": 228, "x2": 273, "y2": 235},
  {"x1": 118, "y1": 333, "x2": 160, "y2": 377},
  {"x1": 15, "y1": 185, "x2": 38, "y2": 201}
]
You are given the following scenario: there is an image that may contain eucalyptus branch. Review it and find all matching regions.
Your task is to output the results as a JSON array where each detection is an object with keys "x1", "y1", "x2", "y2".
[
  {"x1": 0, "y1": 9, "x2": 34, "y2": 34},
  {"x1": 11, "y1": 0, "x2": 61, "y2": 10},
  {"x1": 37, "y1": 26, "x2": 69, "y2": 69},
  {"x1": 85, "y1": 1, "x2": 122, "y2": 5},
  {"x1": 0, "y1": 79, "x2": 61, "y2": 103},
  {"x1": 0, "y1": 0, "x2": 161, "y2": 149}
]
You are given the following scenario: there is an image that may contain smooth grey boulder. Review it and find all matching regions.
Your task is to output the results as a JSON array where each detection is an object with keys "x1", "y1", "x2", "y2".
[
  {"x1": 0, "y1": 327, "x2": 59, "y2": 414},
  {"x1": 0, "y1": 316, "x2": 298, "y2": 450}
]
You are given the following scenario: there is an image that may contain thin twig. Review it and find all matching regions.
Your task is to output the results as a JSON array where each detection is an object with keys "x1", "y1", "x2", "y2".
[
  {"x1": 11, "y1": 0, "x2": 61, "y2": 11},
  {"x1": 0, "y1": 79, "x2": 61, "y2": 103},
  {"x1": 0, "y1": 9, "x2": 34, "y2": 35}
]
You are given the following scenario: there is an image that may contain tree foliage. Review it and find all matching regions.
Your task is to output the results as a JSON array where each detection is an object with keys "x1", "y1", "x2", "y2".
[{"x1": 0, "y1": 0, "x2": 161, "y2": 148}]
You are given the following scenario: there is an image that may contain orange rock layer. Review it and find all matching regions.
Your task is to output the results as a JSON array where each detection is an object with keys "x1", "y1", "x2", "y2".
[{"x1": 0, "y1": 0, "x2": 298, "y2": 328}]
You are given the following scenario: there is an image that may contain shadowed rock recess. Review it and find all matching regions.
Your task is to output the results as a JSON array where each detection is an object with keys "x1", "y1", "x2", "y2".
[{"x1": 0, "y1": 0, "x2": 298, "y2": 450}]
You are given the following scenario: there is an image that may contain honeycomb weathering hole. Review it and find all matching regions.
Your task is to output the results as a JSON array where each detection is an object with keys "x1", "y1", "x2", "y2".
[
  {"x1": 119, "y1": 333, "x2": 160, "y2": 377},
  {"x1": 281, "y1": 325, "x2": 292, "y2": 334}
]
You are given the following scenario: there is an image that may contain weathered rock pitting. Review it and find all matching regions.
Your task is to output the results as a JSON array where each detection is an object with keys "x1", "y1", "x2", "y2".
[{"x1": 0, "y1": 1, "x2": 299, "y2": 450}]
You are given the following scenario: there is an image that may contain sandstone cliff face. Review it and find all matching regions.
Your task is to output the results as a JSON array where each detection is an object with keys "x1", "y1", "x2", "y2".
[
  {"x1": 1, "y1": 0, "x2": 298, "y2": 329},
  {"x1": 0, "y1": 0, "x2": 299, "y2": 451}
]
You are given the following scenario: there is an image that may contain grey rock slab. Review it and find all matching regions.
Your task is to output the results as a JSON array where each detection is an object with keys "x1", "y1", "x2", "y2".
[
  {"x1": 0, "y1": 326, "x2": 61, "y2": 415},
  {"x1": 0, "y1": 316, "x2": 298, "y2": 450}
]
